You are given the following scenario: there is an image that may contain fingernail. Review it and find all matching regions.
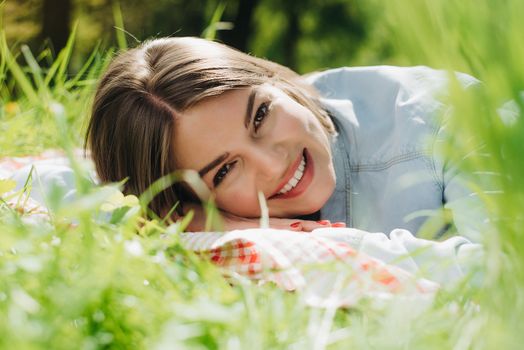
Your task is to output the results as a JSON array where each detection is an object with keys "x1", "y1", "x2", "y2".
[
  {"x1": 332, "y1": 222, "x2": 346, "y2": 228},
  {"x1": 290, "y1": 221, "x2": 301, "y2": 228},
  {"x1": 316, "y1": 220, "x2": 330, "y2": 225}
]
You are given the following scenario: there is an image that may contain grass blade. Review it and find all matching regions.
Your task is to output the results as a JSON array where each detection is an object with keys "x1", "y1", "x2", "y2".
[
  {"x1": 0, "y1": 32, "x2": 39, "y2": 105},
  {"x1": 112, "y1": 0, "x2": 127, "y2": 50},
  {"x1": 20, "y1": 45, "x2": 46, "y2": 96},
  {"x1": 201, "y1": 2, "x2": 229, "y2": 40},
  {"x1": 42, "y1": 22, "x2": 77, "y2": 88}
]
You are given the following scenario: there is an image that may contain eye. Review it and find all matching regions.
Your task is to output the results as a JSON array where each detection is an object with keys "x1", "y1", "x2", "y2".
[
  {"x1": 253, "y1": 102, "x2": 270, "y2": 132},
  {"x1": 213, "y1": 160, "x2": 237, "y2": 187}
]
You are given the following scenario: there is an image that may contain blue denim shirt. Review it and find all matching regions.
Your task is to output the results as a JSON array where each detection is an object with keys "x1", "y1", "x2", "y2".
[{"x1": 307, "y1": 66, "x2": 482, "y2": 239}]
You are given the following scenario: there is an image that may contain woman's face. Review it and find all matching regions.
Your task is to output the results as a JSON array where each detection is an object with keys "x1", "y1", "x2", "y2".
[{"x1": 173, "y1": 84, "x2": 336, "y2": 218}]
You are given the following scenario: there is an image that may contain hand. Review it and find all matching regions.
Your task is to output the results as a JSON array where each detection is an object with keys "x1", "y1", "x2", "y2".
[{"x1": 181, "y1": 204, "x2": 346, "y2": 232}]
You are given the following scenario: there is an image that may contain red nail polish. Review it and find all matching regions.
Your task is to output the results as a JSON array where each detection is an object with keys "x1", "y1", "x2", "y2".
[
  {"x1": 290, "y1": 222, "x2": 301, "y2": 228},
  {"x1": 316, "y1": 220, "x2": 330, "y2": 225},
  {"x1": 332, "y1": 222, "x2": 346, "y2": 227}
]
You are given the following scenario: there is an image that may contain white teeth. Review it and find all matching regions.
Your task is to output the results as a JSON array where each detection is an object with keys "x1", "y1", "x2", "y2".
[{"x1": 278, "y1": 155, "x2": 306, "y2": 195}]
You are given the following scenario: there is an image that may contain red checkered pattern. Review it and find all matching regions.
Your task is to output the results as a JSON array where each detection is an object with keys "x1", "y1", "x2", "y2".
[{"x1": 179, "y1": 230, "x2": 439, "y2": 306}]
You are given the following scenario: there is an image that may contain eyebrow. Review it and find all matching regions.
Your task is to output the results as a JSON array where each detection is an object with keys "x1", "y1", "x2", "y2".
[
  {"x1": 244, "y1": 88, "x2": 258, "y2": 128},
  {"x1": 198, "y1": 88, "x2": 258, "y2": 179},
  {"x1": 198, "y1": 152, "x2": 230, "y2": 178}
]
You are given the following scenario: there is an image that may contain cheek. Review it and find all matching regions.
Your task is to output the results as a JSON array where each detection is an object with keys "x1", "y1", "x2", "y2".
[
  {"x1": 274, "y1": 105, "x2": 313, "y2": 136},
  {"x1": 283, "y1": 103, "x2": 322, "y2": 134},
  {"x1": 215, "y1": 186, "x2": 260, "y2": 216}
]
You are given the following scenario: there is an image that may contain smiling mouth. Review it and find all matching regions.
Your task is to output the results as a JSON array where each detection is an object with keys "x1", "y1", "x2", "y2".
[
  {"x1": 277, "y1": 155, "x2": 306, "y2": 195},
  {"x1": 269, "y1": 149, "x2": 314, "y2": 200}
]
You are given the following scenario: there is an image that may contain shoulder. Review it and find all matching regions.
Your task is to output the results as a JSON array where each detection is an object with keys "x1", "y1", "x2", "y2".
[
  {"x1": 306, "y1": 66, "x2": 480, "y2": 163},
  {"x1": 305, "y1": 65, "x2": 478, "y2": 102},
  {"x1": 311, "y1": 66, "x2": 478, "y2": 164}
]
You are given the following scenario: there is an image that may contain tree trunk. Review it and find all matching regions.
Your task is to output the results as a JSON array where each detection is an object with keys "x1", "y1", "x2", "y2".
[
  {"x1": 282, "y1": 3, "x2": 300, "y2": 70},
  {"x1": 41, "y1": 0, "x2": 72, "y2": 54},
  {"x1": 221, "y1": 0, "x2": 260, "y2": 52}
]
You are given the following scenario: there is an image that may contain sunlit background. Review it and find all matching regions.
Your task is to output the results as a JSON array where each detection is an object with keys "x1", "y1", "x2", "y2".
[{"x1": 4, "y1": 0, "x2": 397, "y2": 73}]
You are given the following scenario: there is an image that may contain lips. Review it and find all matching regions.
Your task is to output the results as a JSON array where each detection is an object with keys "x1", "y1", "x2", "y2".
[
  {"x1": 276, "y1": 155, "x2": 305, "y2": 195},
  {"x1": 269, "y1": 149, "x2": 314, "y2": 200}
]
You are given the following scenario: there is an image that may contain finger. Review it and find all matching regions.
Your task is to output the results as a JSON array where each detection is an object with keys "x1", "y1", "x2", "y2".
[
  {"x1": 299, "y1": 220, "x2": 331, "y2": 232},
  {"x1": 224, "y1": 216, "x2": 303, "y2": 231},
  {"x1": 299, "y1": 220, "x2": 347, "y2": 231},
  {"x1": 261, "y1": 218, "x2": 307, "y2": 232},
  {"x1": 268, "y1": 219, "x2": 336, "y2": 232},
  {"x1": 265, "y1": 219, "x2": 303, "y2": 231}
]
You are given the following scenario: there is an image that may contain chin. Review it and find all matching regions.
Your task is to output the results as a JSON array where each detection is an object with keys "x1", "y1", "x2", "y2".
[{"x1": 272, "y1": 198, "x2": 328, "y2": 218}]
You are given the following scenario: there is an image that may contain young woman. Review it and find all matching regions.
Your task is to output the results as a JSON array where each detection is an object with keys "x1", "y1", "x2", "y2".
[{"x1": 86, "y1": 37, "x2": 483, "y2": 239}]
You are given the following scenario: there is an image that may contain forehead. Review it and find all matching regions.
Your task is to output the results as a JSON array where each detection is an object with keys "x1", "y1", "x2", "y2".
[{"x1": 172, "y1": 87, "x2": 251, "y2": 169}]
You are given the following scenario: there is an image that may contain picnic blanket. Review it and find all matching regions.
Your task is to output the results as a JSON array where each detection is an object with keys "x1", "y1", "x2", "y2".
[{"x1": 1, "y1": 152, "x2": 482, "y2": 307}]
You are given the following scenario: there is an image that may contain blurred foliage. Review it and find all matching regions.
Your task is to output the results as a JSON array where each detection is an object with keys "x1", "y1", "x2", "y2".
[
  {"x1": 2, "y1": 0, "x2": 389, "y2": 73},
  {"x1": 376, "y1": 0, "x2": 524, "y2": 348},
  {"x1": 2, "y1": 0, "x2": 40, "y2": 45}
]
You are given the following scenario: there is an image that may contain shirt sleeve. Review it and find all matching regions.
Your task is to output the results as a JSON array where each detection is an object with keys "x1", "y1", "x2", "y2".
[
  {"x1": 431, "y1": 74, "x2": 493, "y2": 243},
  {"x1": 434, "y1": 127, "x2": 491, "y2": 243}
]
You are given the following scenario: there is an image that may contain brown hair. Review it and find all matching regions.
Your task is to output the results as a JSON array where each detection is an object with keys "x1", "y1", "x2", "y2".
[{"x1": 86, "y1": 37, "x2": 334, "y2": 216}]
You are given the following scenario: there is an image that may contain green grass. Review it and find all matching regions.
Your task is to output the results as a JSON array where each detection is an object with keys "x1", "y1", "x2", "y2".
[
  {"x1": 375, "y1": 1, "x2": 524, "y2": 347},
  {"x1": 1, "y1": 0, "x2": 524, "y2": 348},
  {"x1": 0, "y1": 26, "x2": 109, "y2": 157}
]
